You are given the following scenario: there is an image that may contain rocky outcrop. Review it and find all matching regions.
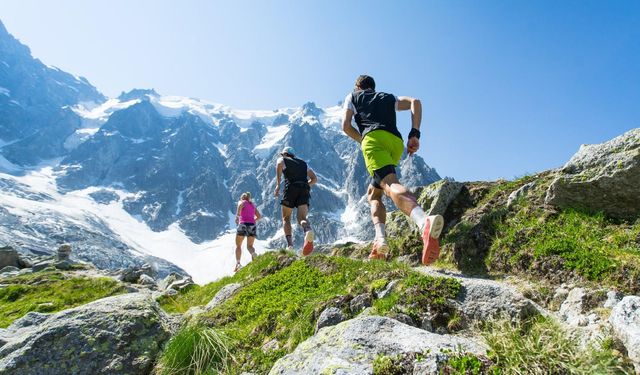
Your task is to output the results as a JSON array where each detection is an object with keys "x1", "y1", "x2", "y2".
[
  {"x1": 0, "y1": 293, "x2": 173, "y2": 375},
  {"x1": 545, "y1": 128, "x2": 640, "y2": 219},
  {"x1": 609, "y1": 296, "x2": 640, "y2": 372},
  {"x1": 418, "y1": 268, "x2": 543, "y2": 323},
  {"x1": 418, "y1": 179, "x2": 464, "y2": 216},
  {"x1": 269, "y1": 316, "x2": 486, "y2": 375}
]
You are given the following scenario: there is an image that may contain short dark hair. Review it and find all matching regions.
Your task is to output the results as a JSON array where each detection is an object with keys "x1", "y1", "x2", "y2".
[{"x1": 355, "y1": 75, "x2": 375, "y2": 90}]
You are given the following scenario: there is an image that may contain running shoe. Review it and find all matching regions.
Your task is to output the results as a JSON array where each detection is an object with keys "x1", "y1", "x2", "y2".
[
  {"x1": 368, "y1": 238, "x2": 389, "y2": 260},
  {"x1": 421, "y1": 214, "x2": 444, "y2": 265},
  {"x1": 302, "y1": 229, "x2": 314, "y2": 256},
  {"x1": 233, "y1": 262, "x2": 241, "y2": 273}
]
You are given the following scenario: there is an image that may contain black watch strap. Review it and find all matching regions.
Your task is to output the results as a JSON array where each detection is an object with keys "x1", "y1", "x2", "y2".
[{"x1": 408, "y1": 128, "x2": 421, "y2": 139}]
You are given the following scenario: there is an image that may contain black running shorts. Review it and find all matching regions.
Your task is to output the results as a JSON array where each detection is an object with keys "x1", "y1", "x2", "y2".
[
  {"x1": 281, "y1": 184, "x2": 310, "y2": 208},
  {"x1": 236, "y1": 223, "x2": 257, "y2": 237}
]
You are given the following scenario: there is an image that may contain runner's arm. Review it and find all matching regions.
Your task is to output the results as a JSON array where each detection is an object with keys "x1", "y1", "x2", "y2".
[
  {"x1": 307, "y1": 169, "x2": 318, "y2": 187},
  {"x1": 396, "y1": 96, "x2": 422, "y2": 130},
  {"x1": 235, "y1": 202, "x2": 243, "y2": 224},
  {"x1": 274, "y1": 160, "x2": 284, "y2": 197},
  {"x1": 397, "y1": 96, "x2": 422, "y2": 155},
  {"x1": 342, "y1": 108, "x2": 362, "y2": 143},
  {"x1": 254, "y1": 207, "x2": 262, "y2": 221}
]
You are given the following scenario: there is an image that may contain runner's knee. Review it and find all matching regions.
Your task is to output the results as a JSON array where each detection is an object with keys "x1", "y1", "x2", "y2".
[{"x1": 367, "y1": 185, "x2": 383, "y2": 202}]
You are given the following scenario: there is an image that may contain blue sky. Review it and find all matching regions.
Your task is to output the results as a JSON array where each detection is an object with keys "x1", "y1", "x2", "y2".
[{"x1": 1, "y1": 0, "x2": 638, "y2": 181}]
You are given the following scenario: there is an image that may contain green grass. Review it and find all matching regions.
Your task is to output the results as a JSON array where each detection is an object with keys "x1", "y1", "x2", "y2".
[
  {"x1": 484, "y1": 316, "x2": 633, "y2": 374},
  {"x1": 490, "y1": 208, "x2": 640, "y2": 293},
  {"x1": 0, "y1": 270, "x2": 126, "y2": 328},
  {"x1": 156, "y1": 252, "x2": 461, "y2": 374},
  {"x1": 158, "y1": 251, "x2": 284, "y2": 313},
  {"x1": 154, "y1": 325, "x2": 234, "y2": 375}
]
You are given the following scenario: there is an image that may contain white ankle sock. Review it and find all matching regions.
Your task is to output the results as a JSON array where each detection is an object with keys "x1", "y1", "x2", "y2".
[
  {"x1": 410, "y1": 206, "x2": 427, "y2": 232},
  {"x1": 374, "y1": 223, "x2": 386, "y2": 240}
]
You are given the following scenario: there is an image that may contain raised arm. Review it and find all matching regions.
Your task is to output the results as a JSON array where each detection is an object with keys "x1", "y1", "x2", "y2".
[
  {"x1": 396, "y1": 96, "x2": 422, "y2": 155},
  {"x1": 342, "y1": 108, "x2": 362, "y2": 143},
  {"x1": 274, "y1": 159, "x2": 284, "y2": 197},
  {"x1": 307, "y1": 168, "x2": 317, "y2": 187}
]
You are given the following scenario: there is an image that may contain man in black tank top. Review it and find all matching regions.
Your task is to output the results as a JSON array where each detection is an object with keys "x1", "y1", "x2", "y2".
[
  {"x1": 342, "y1": 74, "x2": 445, "y2": 265},
  {"x1": 274, "y1": 146, "x2": 318, "y2": 255}
]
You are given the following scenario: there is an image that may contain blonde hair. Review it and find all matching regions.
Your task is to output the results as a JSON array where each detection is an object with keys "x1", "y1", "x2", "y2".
[{"x1": 240, "y1": 192, "x2": 251, "y2": 201}]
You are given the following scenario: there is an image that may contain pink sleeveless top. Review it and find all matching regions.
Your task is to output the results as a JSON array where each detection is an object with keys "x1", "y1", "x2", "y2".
[{"x1": 239, "y1": 200, "x2": 256, "y2": 224}]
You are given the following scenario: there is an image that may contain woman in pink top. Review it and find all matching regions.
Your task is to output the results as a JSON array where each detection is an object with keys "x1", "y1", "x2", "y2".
[{"x1": 234, "y1": 192, "x2": 262, "y2": 272}]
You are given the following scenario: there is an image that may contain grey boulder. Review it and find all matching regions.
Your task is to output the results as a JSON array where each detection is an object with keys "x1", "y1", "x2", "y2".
[
  {"x1": 137, "y1": 274, "x2": 157, "y2": 287},
  {"x1": 349, "y1": 294, "x2": 372, "y2": 314},
  {"x1": 609, "y1": 296, "x2": 640, "y2": 373},
  {"x1": 56, "y1": 244, "x2": 72, "y2": 261},
  {"x1": 418, "y1": 268, "x2": 542, "y2": 322},
  {"x1": 545, "y1": 128, "x2": 640, "y2": 219},
  {"x1": 0, "y1": 266, "x2": 19, "y2": 274},
  {"x1": 0, "y1": 293, "x2": 173, "y2": 375},
  {"x1": 269, "y1": 316, "x2": 486, "y2": 375},
  {"x1": 32, "y1": 260, "x2": 56, "y2": 272},
  {"x1": 315, "y1": 307, "x2": 347, "y2": 332},
  {"x1": 0, "y1": 246, "x2": 20, "y2": 269}
]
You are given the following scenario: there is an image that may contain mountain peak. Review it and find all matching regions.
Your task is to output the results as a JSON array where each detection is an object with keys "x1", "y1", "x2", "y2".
[
  {"x1": 118, "y1": 88, "x2": 160, "y2": 102},
  {"x1": 301, "y1": 101, "x2": 323, "y2": 117}
]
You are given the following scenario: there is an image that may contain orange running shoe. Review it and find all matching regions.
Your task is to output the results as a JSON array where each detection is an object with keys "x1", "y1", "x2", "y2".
[
  {"x1": 302, "y1": 229, "x2": 314, "y2": 256},
  {"x1": 368, "y1": 239, "x2": 389, "y2": 260},
  {"x1": 421, "y1": 215, "x2": 444, "y2": 265}
]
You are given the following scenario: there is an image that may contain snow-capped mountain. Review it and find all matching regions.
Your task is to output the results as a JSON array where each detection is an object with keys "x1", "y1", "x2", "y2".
[{"x1": 0, "y1": 20, "x2": 440, "y2": 282}]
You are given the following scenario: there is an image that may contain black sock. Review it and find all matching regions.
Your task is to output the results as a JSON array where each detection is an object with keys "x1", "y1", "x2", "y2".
[{"x1": 286, "y1": 235, "x2": 293, "y2": 247}]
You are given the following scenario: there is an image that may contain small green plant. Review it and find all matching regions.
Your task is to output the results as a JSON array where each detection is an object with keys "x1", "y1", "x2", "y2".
[
  {"x1": 373, "y1": 354, "x2": 404, "y2": 375},
  {"x1": 155, "y1": 325, "x2": 234, "y2": 375},
  {"x1": 444, "y1": 354, "x2": 484, "y2": 375},
  {"x1": 370, "y1": 278, "x2": 389, "y2": 294},
  {"x1": 447, "y1": 311, "x2": 464, "y2": 332}
]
